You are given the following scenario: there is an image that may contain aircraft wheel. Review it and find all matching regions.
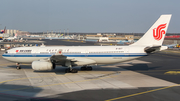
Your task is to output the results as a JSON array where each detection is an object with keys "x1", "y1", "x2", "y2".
[
  {"x1": 53, "y1": 63, "x2": 56, "y2": 69},
  {"x1": 87, "y1": 66, "x2": 92, "y2": 70},
  {"x1": 65, "y1": 68, "x2": 78, "y2": 73},
  {"x1": 72, "y1": 69, "x2": 78, "y2": 73},
  {"x1": 16, "y1": 66, "x2": 21, "y2": 70},
  {"x1": 65, "y1": 68, "x2": 70, "y2": 73},
  {"x1": 81, "y1": 67, "x2": 86, "y2": 70}
]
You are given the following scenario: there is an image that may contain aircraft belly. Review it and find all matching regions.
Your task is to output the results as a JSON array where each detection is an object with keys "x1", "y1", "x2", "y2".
[
  {"x1": 85, "y1": 57, "x2": 129, "y2": 64},
  {"x1": 3, "y1": 57, "x2": 48, "y2": 63},
  {"x1": 86, "y1": 56, "x2": 142, "y2": 64}
]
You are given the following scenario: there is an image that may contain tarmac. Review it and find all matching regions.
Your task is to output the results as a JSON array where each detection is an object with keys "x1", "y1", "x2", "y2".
[{"x1": 0, "y1": 39, "x2": 179, "y2": 101}]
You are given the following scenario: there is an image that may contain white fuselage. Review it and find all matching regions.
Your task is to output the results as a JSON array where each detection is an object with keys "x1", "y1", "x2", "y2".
[{"x1": 2, "y1": 45, "x2": 147, "y2": 65}]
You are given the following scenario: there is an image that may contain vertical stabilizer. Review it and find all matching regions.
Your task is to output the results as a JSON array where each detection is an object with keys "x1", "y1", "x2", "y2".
[
  {"x1": 131, "y1": 15, "x2": 172, "y2": 46},
  {"x1": 3, "y1": 26, "x2": 6, "y2": 33}
]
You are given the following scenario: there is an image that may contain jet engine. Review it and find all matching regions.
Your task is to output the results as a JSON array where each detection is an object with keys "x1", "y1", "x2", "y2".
[{"x1": 32, "y1": 60, "x2": 53, "y2": 71}]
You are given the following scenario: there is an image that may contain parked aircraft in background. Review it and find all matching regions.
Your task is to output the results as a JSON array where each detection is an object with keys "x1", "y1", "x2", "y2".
[
  {"x1": 0, "y1": 30, "x2": 4, "y2": 34},
  {"x1": 117, "y1": 40, "x2": 132, "y2": 45},
  {"x1": 166, "y1": 44, "x2": 178, "y2": 48},
  {"x1": 2, "y1": 15, "x2": 172, "y2": 73},
  {"x1": 0, "y1": 27, "x2": 18, "y2": 41},
  {"x1": 0, "y1": 37, "x2": 3, "y2": 42},
  {"x1": 3, "y1": 33, "x2": 18, "y2": 41},
  {"x1": 0, "y1": 27, "x2": 6, "y2": 34}
]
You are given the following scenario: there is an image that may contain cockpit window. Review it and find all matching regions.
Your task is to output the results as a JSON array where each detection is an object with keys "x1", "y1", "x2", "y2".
[{"x1": 5, "y1": 51, "x2": 8, "y2": 54}]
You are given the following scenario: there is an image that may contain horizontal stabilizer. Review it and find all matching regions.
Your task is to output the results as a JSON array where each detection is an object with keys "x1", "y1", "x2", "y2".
[{"x1": 144, "y1": 46, "x2": 161, "y2": 53}]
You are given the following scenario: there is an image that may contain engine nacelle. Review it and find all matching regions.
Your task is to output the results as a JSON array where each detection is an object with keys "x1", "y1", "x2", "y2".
[{"x1": 32, "y1": 60, "x2": 53, "y2": 71}]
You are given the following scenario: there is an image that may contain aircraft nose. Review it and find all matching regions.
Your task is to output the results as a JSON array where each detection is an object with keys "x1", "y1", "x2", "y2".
[
  {"x1": 2, "y1": 53, "x2": 6, "y2": 58},
  {"x1": 2, "y1": 52, "x2": 8, "y2": 59}
]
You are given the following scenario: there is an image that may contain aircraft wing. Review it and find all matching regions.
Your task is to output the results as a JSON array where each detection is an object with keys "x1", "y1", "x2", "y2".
[
  {"x1": 50, "y1": 49, "x2": 96, "y2": 66},
  {"x1": 50, "y1": 49, "x2": 69, "y2": 61}
]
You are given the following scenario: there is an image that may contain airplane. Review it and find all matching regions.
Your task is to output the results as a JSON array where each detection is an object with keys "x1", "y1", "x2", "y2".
[
  {"x1": 166, "y1": 44, "x2": 177, "y2": 48},
  {"x1": 2, "y1": 14, "x2": 172, "y2": 73},
  {"x1": 3, "y1": 35, "x2": 18, "y2": 40},
  {"x1": 0, "y1": 27, "x2": 18, "y2": 41},
  {"x1": 117, "y1": 40, "x2": 131, "y2": 45},
  {"x1": 0, "y1": 37, "x2": 3, "y2": 42},
  {"x1": 0, "y1": 26, "x2": 6, "y2": 34},
  {"x1": 3, "y1": 35, "x2": 18, "y2": 41},
  {"x1": 0, "y1": 30, "x2": 4, "y2": 34}
]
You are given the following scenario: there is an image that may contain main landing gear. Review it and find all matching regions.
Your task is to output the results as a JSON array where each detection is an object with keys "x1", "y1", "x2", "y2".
[
  {"x1": 65, "y1": 65, "x2": 93, "y2": 73},
  {"x1": 65, "y1": 68, "x2": 78, "y2": 73},
  {"x1": 16, "y1": 63, "x2": 21, "y2": 70},
  {"x1": 81, "y1": 66, "x2": 93, "y2": 71},
  {"x1": 65, "y1": 61, "x2": 78, "y2": 73}
]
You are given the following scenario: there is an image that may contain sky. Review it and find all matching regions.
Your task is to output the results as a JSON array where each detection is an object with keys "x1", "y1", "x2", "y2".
[{"x1": 0, "y1": 0, "x2": 180, "y2": 33}]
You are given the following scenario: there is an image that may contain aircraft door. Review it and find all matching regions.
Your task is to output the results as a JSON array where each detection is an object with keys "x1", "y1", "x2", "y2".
[
  {"x1": 32, "y1": 48, "x2": 39, "y2": 57},
  {"x1": 124, "y1": 48, "x2": 129, "y2": 57},
  {"x1": 85, "y1": 50, "x2": 89, "y2": 57}
]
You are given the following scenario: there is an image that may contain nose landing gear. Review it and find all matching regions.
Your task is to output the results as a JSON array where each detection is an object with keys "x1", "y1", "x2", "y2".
[{"x1": 16, "y1": 63, "x2": 21, "y2": 70}]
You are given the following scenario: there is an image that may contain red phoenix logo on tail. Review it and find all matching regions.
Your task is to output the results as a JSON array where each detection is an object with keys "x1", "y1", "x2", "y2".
[{"x1": 153, "y1": 23, "x2": 167, "y2": 41}]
